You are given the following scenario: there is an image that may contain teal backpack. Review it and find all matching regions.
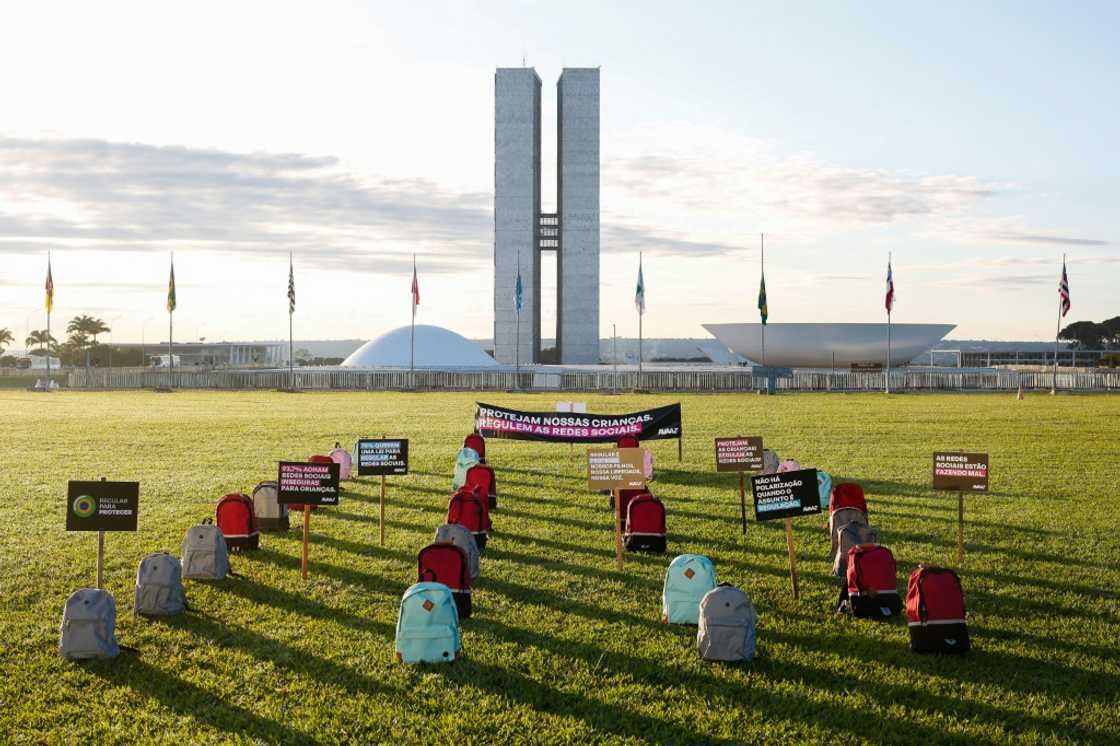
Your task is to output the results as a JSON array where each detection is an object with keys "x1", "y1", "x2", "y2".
[
  {"x1": 451, "y1": 447, "x2": 481, "y2": 491},
  {"x1": 395, "y1": 582, "x2": 461, "y2": 664},
  {"x1": 817, "y1": 471, "x2": 833, "y2": 511},
  {"x1": 661, "y1": 554, "x2": 717, "y2": 625}
]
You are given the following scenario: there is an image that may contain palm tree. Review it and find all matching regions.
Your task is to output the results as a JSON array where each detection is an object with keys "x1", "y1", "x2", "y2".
[
  {"x1": 0, "y1": 327, "x2": 13, "y2": 355},
  {"x1": 67, "y1": 315, "x2": 109, "y2": 368},
  {"x1": 25, "y1": 329, "x2": 58, "y2": 356}
]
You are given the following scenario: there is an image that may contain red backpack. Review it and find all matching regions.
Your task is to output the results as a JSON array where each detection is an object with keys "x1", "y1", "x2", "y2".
[
  {"x1": 907, "y1": 566, "x2": 970, "y2": 654},
  {"x1": 465, "y1": 464, "x2": 498, "y2": 510},
  {"x1": 624, "y1": 493, "x2": 666, "y2": 553},
  {"x1": 418, "y1": 543, "x2": 472, "y2": 618},
  {"x1": 447, "y1": 486, "x2": 491, "y2": 550},
  {"x1": 617, "y1": 434, "x2": 640, "y2": 449},
  {"x1": 464, "y1": 433, "x2": 486, "y2": 460},
  {"x1": 846, "y1": 544, "x2": 901, "y2": 618},
  {"x1": 614, "y1": 488, "x2": 650, "y2": 519},
  {"x1": 216, "y1": 493, "x2": 259, "y2": 551},
  {"x1": 830, "y1": 483, "x2": 868, "y2": 514}
]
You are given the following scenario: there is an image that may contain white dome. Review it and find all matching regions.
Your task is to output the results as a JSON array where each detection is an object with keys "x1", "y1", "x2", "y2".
[{"x1": 340, "y1": 325, "x2": 497, "y2": 368}]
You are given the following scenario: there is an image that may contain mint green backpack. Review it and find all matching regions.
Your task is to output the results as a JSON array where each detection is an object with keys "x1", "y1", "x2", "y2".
[
  {"x1": 451, "y1": 447, "x2": 481, "y2": 491},
  {"x1": 661, "y1": 554, "x2": 717, "y2": 625},
  {"x1": 817, "y1": 470, "x2": 833, "y2": 511},
  {"x1": 395, "y1": 582, "x2": 461, "y2": 664}
]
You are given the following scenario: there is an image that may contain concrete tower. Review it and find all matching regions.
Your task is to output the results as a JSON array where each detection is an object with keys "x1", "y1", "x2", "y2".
[{"x1": 494, "y1": 66, "x2": 599, "y2": 365}]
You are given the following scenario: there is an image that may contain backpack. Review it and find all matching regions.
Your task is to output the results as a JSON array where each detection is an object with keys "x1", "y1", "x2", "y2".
[
  {"x1": 452, "y1": 447, "x2": 481, "y2": 491},
  {"x1": 777, "y1": 459, "x2": 801, "y2": 472},
  {"x1": 395, "y1": 582, "x2": 461, "y2": 664},
  {"x1": 761, "y1": 449, "x2": 780, "y2": 474},
  {"x1": 817, "y1": 471, "x2": 833, "y2": 510},
  {"x1": 134, "y1": 552, "x2": 186, "y2": 616},
  {"x1": 832, "y1": 521, "x2": 878, "y2": 578},
  {"x1": 613, "y1": 488, "x2": 650, "y2": 516},
  {"x1": 625, "y1": 493, "x2": 667, "y2": 553},
  {"x1": 465, "y1": 463, "x2": 498, "y2": 510},
  {"x1": 252, "y1": 480, "x2": 289, "y2": 531},
  {"x1": 59, "y1": 588, "x2": 120, "y2": 660},
  {"x1": 907, "y1": 566, "x2": 970, "y2": 654},
  {"x1": 662, "y1": 554, "x2": 717, "y2": 624},
  {"x1": 216, "y1": 493, "x2": 259, "y2": 551},
  {"x1": 617, "y1": 434, "x2": 640, "y2": 448},
  {"x1": 447, "y1": 485, "x2": 490, "y2": 551},
  {"x1": 697, "y1": 584, "x2": 756, "y2": 662},
  {"x1": 464, "y1": 433, "x2": 486, "y2": 460},
  {"x1": 830, "y1": 483, "x2": 868, "y2": 514},
  {"x1": 329, "y1": 446, "x2": 353, "y2": 481},
  {"x1": 418, "y1": 543, "x2": 473, "y2": 619},
  {"x1": 434, "y1": 523, "x2": 481, "y2": 580},
  {"x1": 181, "y1": 519, "x2": 232, "y2": 580},
  {"x1": 846, "y1": 544, "x2": 901, "y2": 618}
]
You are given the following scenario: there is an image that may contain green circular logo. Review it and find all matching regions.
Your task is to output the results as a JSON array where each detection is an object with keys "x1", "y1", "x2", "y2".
[{"x1": 72, "y1": 495, "x2": 97, "y2": 519}]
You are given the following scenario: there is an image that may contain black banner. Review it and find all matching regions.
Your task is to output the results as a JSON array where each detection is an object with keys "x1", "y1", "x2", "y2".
[
  {"x1": 475, "y1": 402, "x2": 682, "y2": 443},
  {"x1": 356, "y1": 439, "x2": 409, "y2": 476},
  {"x1": 67, "y1": 481, "x2": 139, "y2": 532},
  {"x1": 277, "y1": 461, "x2": 340, "y2": 506},
  {"x1": 751, "y1": 469, "x2": 821, "y2": 521}
]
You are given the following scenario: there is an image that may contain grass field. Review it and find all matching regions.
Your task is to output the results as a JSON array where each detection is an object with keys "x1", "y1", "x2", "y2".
[{"x1": 1, "y1": 390, "x2": 1118, "y2": 745}]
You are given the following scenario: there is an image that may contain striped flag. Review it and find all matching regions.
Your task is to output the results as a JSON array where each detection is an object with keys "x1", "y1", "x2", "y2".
[
  {"x1": 1059, "y1": 256, "x2": 1070, "y2": 317},
  {"x1": 885, "y1": 257, "x2": 895, "y2": 314},
  {"x1": 635, "y1": 256, "x2": 645, "y2": 314},
  {"x1": 288, "y1": 254, "x2": 296, "y2": 315},
  {"x1": 166, "y1": 256, "x2": 177, "y2": 313},
  {"x1": 45, "y1": 255, "x2": 54, "y2": 313},
  {"x1": 411, "y1": 257, "x2": 420, "y2": 313}
]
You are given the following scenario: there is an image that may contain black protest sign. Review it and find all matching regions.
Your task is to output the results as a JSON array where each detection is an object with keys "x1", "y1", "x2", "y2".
[
  {"x1": 715, "y1": 437, "x2": 764, "y2": 472},
  {"x1": 277, "y1": 461, "x2": 340, "y2": 506},
  {"x1": 751, "y1": 469, "x2": 821, "y2": 521},
  {"x1": 356, "y1": 439, "x2": 409, "y2": 476},
  {"x1": 933, "y1": 452, "x2": 989, "y2": 492},
  {"x1": 67, "y1": 481, "x2": 139, "y2": 531}
]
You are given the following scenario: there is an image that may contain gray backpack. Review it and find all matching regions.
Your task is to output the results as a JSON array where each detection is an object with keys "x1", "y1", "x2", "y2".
[
  {"x1": 832, "y1": 521, "x2": 879, "y2": 578},
  {"x1": 252, "y1": 480, "x2": 289, "y2": 531},
  {"x1": 59, "y1": 588, "x2": 120, "y2": 659},
  {"x1": 433, "y1": 523, "x2": 481, "y2": 580},
  {"x1": 181, "y1": 519, "x2": 232, "y2": 580},
  {"x1": 697, "y1": 584, "x2": 757, "y2": 662},
  {"x1": 135, "y1": 552, "x2": 187, "y2": 615},
  {"x1": 761, "y1": 449, "x2": 780, "y2": 475}
]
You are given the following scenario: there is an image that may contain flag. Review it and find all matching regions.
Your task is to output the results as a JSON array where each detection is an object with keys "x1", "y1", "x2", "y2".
[
  {"x1": 885, "y1": 258, "x2": 895, "y2": 314},
  {"x1": 757, "y1": 272, "x2": 768, "y2": 325},
  {"x1": 1059, "y1": 256, "x2": 1070, "y2": 317},
  {"x1": 288, "y1": 255, "x2": 296, "y2": 315},
  {"x1": 411, "y1": 258, "x2": 420, "y2": 313},
  {"x1": 45, "y1": 256, "x2": 54, "y2": 313},
  {"x1": 635, "y1": 257, "x2": 645, "y2": 314},
  {"x1": 515, "y1": 267, "x2": 523, "y2": 314},
  {"x1": 166, "y1": 257, "x2": 177, "y2": 313}
]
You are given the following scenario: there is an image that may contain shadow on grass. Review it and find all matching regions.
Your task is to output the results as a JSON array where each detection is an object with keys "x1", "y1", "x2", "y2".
[{"x1": 241, "y1": 546, "x2": 404, "y2": 599}]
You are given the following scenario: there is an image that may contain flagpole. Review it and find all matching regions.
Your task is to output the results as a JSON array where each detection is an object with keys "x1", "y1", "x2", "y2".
[
  {"x1": 410, "y1": 253, "x2": 416, "y2": 377},
  {"x1": 515, "y1": 249, "x2": 521, "y2": 387},
  {"x1": 168, "y1": 253, "x2": 174, "y2": 390},
  {"x1": 886, "y1": 251, "x2": 892, "y2": 394},
  {"x1": 289, "y1": 252, "x2": 294, "y2": 391},
  {"x1": 45, "y1": 252, "x2": 51, "y2": 390},
  {"x1": 760, "y1": 234, "x2": 766, "y2": 368},
  {"x1": 1052, "y1": 253, "x2": 1064, "y2": 394},
  {"x1": 638, "y1": 252, "x2": 643, "y2": 379}
]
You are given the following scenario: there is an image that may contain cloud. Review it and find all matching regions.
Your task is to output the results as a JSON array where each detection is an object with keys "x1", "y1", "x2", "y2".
[
  {"x1": 602, "y1": 224, "x2": 743, "y2": 257},
  {"x1": 987, "y1": 232, "x2": 1109, "y2": 247},
  {"x1": 928, "y1": 273, "x2": 1055, "y2": 289}
]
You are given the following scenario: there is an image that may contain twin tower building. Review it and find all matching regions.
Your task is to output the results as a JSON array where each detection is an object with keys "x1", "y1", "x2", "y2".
[{"x1": 494, "y1": 67, "x2": 600, "y2": 365}]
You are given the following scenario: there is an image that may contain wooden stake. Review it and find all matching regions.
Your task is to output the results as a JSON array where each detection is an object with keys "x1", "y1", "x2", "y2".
[
  {"x1": 301, "y1": 505, "x2": 310, "y2": 579},
  {"x1": 678, "y1": 436, "x2": 683, "y2": 462},
  {"x1": 96, "y1": 530, "x2": 105, "y2": 589},
  {"x1": 379, "y1": 475, "x2": 386, "y2": 546},
  {"x1": 613, "y1": 488, "x2": 623, "y2": 570},
  {"x1": 784, "y1": 517, "x2": 799, "y2": 599},
  {"x1": 738, "y1": 471, "x2": 747, "y2": 535},
  {"x1": 957, "y1": 490, "x2": 965, "y2": 559}
]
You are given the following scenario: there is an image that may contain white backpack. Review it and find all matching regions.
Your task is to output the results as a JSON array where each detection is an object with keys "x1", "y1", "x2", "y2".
[
  {"x1": 433, "y1": 523, "x2": 481, "y2": 580},
  {"x1": 181, "y1": 519, "x2": 232, "y2": 580},
  {"x1": 697, "y1": 584, "x2": 757, "y2": 662},
  {"x1": 252, "y1": 481, "x2": 289, "y2": 532},
  {"x1": 135, "y1": 552, "x2": 187, "y2": 616},
  {"x1": 59, "y1": 588, "x2": 120, "y2": 659}
]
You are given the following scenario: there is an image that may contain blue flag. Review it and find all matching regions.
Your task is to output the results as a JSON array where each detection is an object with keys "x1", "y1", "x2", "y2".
[{"x1": 515, "y1": 268, "x2": 523, "y2": 314}]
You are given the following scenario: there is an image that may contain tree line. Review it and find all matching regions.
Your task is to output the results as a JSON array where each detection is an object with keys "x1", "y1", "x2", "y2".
[
  {"x1": 0, "y1": 315, "x2": 142, "y2": 367},
  {"x1": 1058, "y1": 317, "x2": 1120, "y2": 349}
]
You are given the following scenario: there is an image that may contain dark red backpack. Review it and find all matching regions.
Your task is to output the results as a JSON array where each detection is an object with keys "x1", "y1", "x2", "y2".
[
  {"x1": 830, "y1": 483, "x2": 868, "y2": 514},
  {"x1": 624, "y1": 493, "x2": 666, "y2": 553},
  {"x1": 418, "y1": 543, "x2": 472, "y2": 618},
  {"x1": 216, "y1": 493, "x2": 259, "y2": 551},
  {"x1": 846, "y1": 543, "x2": 901, "y2": 618},
  {"x1": 464, "y1": 433, "x2": 486, "y2": 460},
  {"x1": 617, "y1": 434, "x2": 640, "y2": 449},
  {"x1": 465, "y1": 464, "x2": 498, "y2": 510},
  {"x1": 447, "y1": 485, "x2": 491, "y2": 551},
  {"x1": 613, "y1": 488, "x2": 650, "y2": 518},
  {"x1": 907, "y1": 565, "x2": 970, "y2": 653}
]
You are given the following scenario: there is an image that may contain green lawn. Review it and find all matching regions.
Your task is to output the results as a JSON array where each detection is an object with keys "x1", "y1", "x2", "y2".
[{"x1": 1, "y1": 390, "x2": 1118, "y2": 745}]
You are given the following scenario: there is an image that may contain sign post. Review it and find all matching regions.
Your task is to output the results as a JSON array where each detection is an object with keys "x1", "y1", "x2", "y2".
[
  {"x1": 355, "y1": 438, "x2": 409, "y2": 547},
  {"x1": 750, "y1": 468, "x2": 820, "y2": 599},
  {"x1": 67, "y1": 479, "x2": 139, "y2": 589},
  {"x1": 278, "y1": 460, "x2": 341, "y2": 578},
  {"x1": 715, "y1": 436, "x2": 764, "y2": 534},
  {"x1": 933, "y1": 452, "x2": 989, "y2": 562},
  {"x1": 588, "y1": 448, "x2": 647, "y2": 570}
]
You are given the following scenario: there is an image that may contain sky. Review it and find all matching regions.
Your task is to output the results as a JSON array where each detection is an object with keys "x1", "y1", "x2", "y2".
[{"x1": 1, "y1": 0, "x2": 1116, "y2": 347}]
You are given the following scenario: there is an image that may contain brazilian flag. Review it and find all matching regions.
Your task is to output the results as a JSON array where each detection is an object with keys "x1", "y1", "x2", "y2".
[{"x1": 758, "y1": 272, "x2": 767, "y2": 325}]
